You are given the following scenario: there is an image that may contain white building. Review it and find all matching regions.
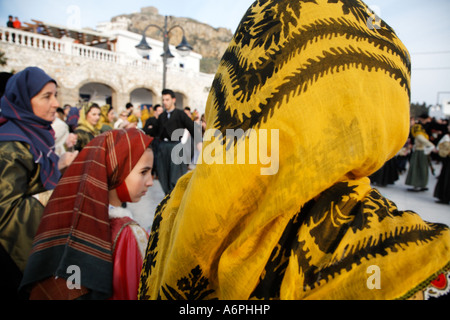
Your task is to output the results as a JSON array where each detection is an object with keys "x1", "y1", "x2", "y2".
[
  {"x1": 97, "y1": 17, "x2": 202, "y2": 75},
  {"x1": 0, "y1": 17, "x2": 214, "y2": 115}
]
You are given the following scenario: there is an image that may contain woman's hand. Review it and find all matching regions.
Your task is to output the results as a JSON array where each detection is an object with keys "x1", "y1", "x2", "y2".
[{"x1": 65, "y1": 133, "x2": 78, "y2": 150}]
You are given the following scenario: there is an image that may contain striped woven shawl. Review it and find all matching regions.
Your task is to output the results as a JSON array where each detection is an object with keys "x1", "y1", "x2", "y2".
[{"x1": 21, "y1": 128, "x2": 152, "y2": 299}]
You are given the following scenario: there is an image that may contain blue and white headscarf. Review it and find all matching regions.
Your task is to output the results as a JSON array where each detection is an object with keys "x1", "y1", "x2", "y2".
[{"x1": 0, "y1": 66, "x2": 60, "y2": 190}]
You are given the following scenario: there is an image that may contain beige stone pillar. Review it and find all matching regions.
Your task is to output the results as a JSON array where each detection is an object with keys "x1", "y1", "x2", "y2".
[
  {"x1": 114, "y1": 92, "x2": 130, "y2": 112},
  {"x1": 58, "y1": 85, "x2": 79, "y2": 107}
]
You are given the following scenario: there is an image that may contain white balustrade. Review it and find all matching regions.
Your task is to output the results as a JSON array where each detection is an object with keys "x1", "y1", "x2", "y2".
[
  {"x1": 72, "y1": 43, "x2": 119, "y2": 62},
  {"x1": 0, "y1": 27, "x2": 202, "y2": 77},
  {"x1": 0, "y1": 27, "x2": 64, "y2": 53},
  {"x1": 1, "y1": 27, "x2": 132, "y2": 66}
]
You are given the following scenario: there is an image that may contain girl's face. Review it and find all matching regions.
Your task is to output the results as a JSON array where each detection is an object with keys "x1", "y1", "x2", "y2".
[
  {"x1": 86, "y1": 107, "x2": 101, "y2": 126},
  {"x1": 107, "y1": 109, "x2": 115, "y2": 123},
  {"x1": 124, "y1": 148, "x2": 154, "y2": 202},
  {"x1": 31, "y1": 82, "x2": 60, "y2": 122}
]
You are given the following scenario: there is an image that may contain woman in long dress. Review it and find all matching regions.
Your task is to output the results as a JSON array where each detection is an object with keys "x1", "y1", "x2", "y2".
[{"x1": 405, "y1": 123, "x2": 436, "y2": 191}]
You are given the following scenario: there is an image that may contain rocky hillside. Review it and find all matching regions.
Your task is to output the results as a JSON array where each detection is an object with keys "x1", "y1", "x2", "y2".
[{"x1": 112, "y1": 6, "x2": 234, "y2": 74}]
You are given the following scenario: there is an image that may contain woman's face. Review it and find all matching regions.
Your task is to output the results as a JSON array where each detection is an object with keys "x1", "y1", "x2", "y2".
[
  {"x1": 107, "y1": 109, "x2": 115, "y2": 123},
  {"x1": 31, "y1": 82, "x2": 59, "y2": 122},
  {"x1": 124, "y1": 148, "x2": 154, "y2": 202},
  {"x1": 86, "y1": 107, "x2": 101, "y2": 126}
]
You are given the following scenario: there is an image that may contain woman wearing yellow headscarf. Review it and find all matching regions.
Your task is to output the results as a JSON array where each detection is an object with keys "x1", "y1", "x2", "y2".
[
  {"x1": 74, "y1": 102, "x2": 101, "y2": 151},
  {"x1": 98, "y1": 104, "x2": 115, "y2": 133},
  {"x1": 139, "y1": 0, "x2": 450, "y2": 300},
  {"x1": 141, "y1": 105, "x2": 152, "y2": 126}
]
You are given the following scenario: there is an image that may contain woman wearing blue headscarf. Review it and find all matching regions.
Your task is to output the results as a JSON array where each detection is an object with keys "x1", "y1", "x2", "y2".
[{"x1": 0, "y1": 67, "x2": 78, "y2": 299}]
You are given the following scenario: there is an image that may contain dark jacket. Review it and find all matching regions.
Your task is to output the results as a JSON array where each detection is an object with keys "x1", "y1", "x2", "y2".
[{"x1": 155, "y1": 109, "x2": 195, "y2": 141}]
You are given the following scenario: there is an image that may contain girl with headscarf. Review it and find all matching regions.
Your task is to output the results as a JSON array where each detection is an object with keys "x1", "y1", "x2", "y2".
[
  {"x1": 139, "y1": 0, "x2": 450, "y2": 300},
  {"x1": 21, "y1": 128, "x2": 154, "y2": 300},
  {"x1": 0, "y1": 67, "x2": 78, "y2": 298},
  {"x1": 129, "y1": 106, "x2": 143, "y2": 129},
  {"x1": 127, "y1": 113, "x2": 139, "y2": 128},
  {"x1": 140, "y1": 105, "x2": 152, "y2": 127},
  {"x1": 98, "y1": 104, "x2": 115, "y2": 133},
  {"x1": 74, "y1": 102, "x2": 101, "y2": 151}
]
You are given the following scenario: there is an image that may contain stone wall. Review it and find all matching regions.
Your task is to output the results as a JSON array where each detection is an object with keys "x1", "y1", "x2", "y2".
[{"x1": 0, "y1": 38, "x2": 214, "y2": 114}]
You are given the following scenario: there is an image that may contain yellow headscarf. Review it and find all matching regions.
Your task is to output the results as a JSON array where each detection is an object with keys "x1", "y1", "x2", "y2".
[
  {"x1": 76, "y1": 102, "x2": 101, "y2": 136},
  {"x1": 139, "y1": 0, "x2": 450, "y2": 300},
  {"x1": 141, "y1": 106, "x2": 152, "y2": 125},
  {"x1": 411, "y1": 123, "x2": 429, "y2": 139},
  {"x1": 127, "y1": 114, "x2": 139, "y2": 124},
  {"x1": 98, "y1": 104, "x2": 113, "y2": 128}
]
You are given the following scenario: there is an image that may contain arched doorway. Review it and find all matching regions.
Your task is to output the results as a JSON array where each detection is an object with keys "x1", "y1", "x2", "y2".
[
  {"x1": 79, "y1": 82, "x2": 114, "y2": 106},
  {"x1": 130, "y1": 88, "x2": 154, "y2": 107}
]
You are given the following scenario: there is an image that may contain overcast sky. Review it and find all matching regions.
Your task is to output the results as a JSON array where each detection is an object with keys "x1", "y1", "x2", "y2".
[{"x1": 1, "y1": 0, "x2": 449, "y2": 106}]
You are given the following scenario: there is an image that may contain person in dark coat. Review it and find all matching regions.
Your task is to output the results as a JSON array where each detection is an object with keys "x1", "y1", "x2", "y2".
[{"x1": 153, "y1": 90, "x2": 195, "y2": 194}]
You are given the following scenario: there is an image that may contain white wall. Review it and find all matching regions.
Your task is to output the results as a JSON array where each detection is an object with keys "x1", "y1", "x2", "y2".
[{"x1": 98, "y1": 24, "x2": 202, "y2": 73}]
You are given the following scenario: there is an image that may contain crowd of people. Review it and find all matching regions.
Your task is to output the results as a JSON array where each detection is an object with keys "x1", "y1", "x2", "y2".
[
  {"x1": 47, "y1": 93, "x2": 205, "y2": 183},
  {"x1": 0, "y1": 66, "x2": 206, "y2": 300},
  {"x1": 369, "y1": 114, "x2": 450, "y2": 204},
  {"x1": 1, "y1": 0, "x2": 449, "y2": 302}
]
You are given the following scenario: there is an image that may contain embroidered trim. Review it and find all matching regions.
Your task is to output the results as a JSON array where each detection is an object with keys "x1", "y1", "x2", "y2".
[
  {"x1": 129, "y1": 224, "x2": 149, "y2": 257},
  {"x1": 424, "y1": 270, "x2": 450, "y2": 300},
  {"x1": 396, "y1": 261, "x2": 450, "y2": 300},
  {"x1": 112, "y1": 221, "x2": 136, "y2": 254}
]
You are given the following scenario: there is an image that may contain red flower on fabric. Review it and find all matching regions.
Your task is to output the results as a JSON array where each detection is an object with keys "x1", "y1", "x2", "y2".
[{"x1": 431, "y1": 273, "x2": 447, "y2": 290}]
